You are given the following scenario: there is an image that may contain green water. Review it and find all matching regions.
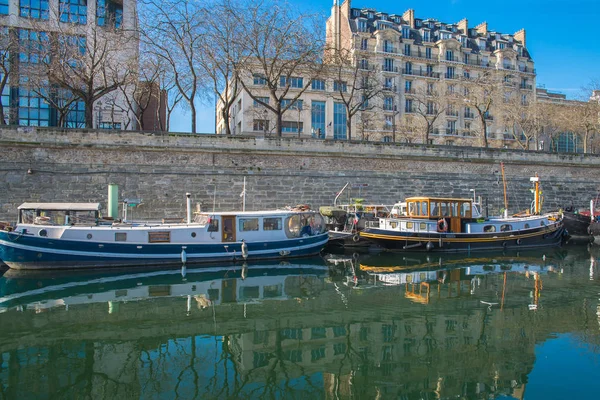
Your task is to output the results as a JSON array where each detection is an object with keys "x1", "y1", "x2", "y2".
[{"x1": 1, "y1": 246, "x2": 600, "y2": 399}]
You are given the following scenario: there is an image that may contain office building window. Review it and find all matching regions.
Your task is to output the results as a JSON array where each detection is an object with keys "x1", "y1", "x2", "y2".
[
  {"x1": 280, "y1": 76, "x2": 303, "y2": 89},
  {"x1": 311, "y1": 101, "x2": 325, "y2": 138},
  {"x1": 281, "y1": 98, "x2": 302, "y2": 110},
  {"x1": 425, "y1": 47, "x2": 432, "y2": 59},
  {"x1": 97, "y1": 0, "x2": 123, "y2": 28},
  {"x1": 384, "y1": 96, "x2": 394, "y2": 111},
  {"x1": 0, "y1": 0, "x2": 9, "y2": 14},
  {"x1": 253, "y1": 97, "x2": 269, "y2": 107},
  {"x1": 60, "y1": 0, "x2": 87, "y2": 25},
  {"x1": 311, "y1": 79, "x2": 325, "y2": 91},
  {"x1": 19, "y1": 29, "x2": 49, "y2": 64},
  {"x1": 333, "y1": 80, "x2": 347, "y2": 92},
  {"x1": 281, "y1": 121, "x2": 303, "y2": 133},
  {"x1": 20, "y1": 0, "x2": 49, "y2": 19},
  {"x1": 18, "y1": 86, "x2": 50, "y2": 127},
  {"x1": 65, "y1": 98, "x2": 86, "y2": 128},
  {"x1": 333, "y1": 102, "x2": 346, "y2": 140},
  {"x1": 253, "y1": 74, "x2": 266, "y2": 85}
]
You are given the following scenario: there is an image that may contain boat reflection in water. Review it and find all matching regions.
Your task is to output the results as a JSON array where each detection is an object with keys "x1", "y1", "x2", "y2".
[{"x1": 1, "y1": 249, "x2": 600, "y2": 399}]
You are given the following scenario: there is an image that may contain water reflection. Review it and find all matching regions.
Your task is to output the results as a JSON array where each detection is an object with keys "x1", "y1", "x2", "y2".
[{"x1": 0, "y1": 248, "x2": 599, "y2": 399}]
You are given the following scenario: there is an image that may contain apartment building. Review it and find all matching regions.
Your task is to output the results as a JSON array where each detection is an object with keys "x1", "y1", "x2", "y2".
[
  {"x1": 220, "y1": 0, "x2": 537, "y2": 147},
  {"x1": 0, "y1": 0, "x2": 145, "y2": 130}
]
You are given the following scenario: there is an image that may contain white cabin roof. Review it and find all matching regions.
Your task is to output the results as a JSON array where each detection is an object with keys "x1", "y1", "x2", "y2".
[{"x1": 18, "y1": 203, "x2": 102, "y2": 211}]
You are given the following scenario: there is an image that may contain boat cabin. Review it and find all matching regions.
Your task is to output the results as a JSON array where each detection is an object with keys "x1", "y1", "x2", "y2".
[
  {"x1": 18, "y1": 203, "x2": 102, "y2": 226},
  {"x1": 404, "y1": 197, "x2": 475, "y2": 233}
]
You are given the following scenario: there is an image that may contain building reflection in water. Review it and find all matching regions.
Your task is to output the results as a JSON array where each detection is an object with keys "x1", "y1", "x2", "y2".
[{"x1": 0, "y1": 248, "x2": 599, "y2": 399}]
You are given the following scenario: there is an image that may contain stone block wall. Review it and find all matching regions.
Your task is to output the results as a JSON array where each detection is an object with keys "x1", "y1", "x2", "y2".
[{"x1": 0, "y1": 126, "x2": 598, "y2": 221}]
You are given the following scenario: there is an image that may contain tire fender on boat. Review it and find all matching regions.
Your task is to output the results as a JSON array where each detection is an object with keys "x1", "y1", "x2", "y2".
[
  {"x1": 516, "y1": 238, "x2": 522, "y2": 245},
  {"x1": 352, "y1": 234, "x2": 360, "y2": 242}
]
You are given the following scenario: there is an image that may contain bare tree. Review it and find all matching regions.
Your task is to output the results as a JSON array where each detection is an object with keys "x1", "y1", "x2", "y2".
[
  {"x1": 24, "y1": 15, "x2": 137, "y2": 129},
  {"x1": 196, "y1": 0, "x2": 244, "y2": 136},
  {"x1": 326, "y1": 48, "x2": 383, "y2": 140},
  {"x1": 411, "y1": 83, "x2": 447, "y2": 144},
  {"x1": 0, "y1": 26, "x2": 13, "y2": 125},
  {"x1": 140, "y1": 0, "x2": 205, "y2": 133},
  {"x1": 233, "y1": 1, "x2": 324, "y2": 137},
  {"x1": 463, "y1": 71, "x2": 503, "y2": 148}
]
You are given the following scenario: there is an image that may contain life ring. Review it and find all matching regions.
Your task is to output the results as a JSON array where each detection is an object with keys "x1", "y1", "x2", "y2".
[
  {"x1": 352, "y1": 234, "x2": 360, "y2": 242},
  {"x1": 516, "y1": 238, "x2": 522, "y2": 245},
  {"x1": 437, "y1": 219, "x2": 448, "y2": 233}
]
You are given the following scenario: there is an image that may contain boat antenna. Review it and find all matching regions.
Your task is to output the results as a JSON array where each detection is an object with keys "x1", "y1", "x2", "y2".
[{"x1": 500, "y1": 162, "x2": 508, "y2": 218}]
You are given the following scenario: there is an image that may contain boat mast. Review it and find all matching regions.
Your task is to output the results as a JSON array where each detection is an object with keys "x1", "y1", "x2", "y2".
[
  {"x1": 334, "y1": 182, "x2": 350, "y2": 206},
  {"x1": 500, "y1": 162, "x2": 508, "y2": 218},
  {"x1": 530, "y1": 174, "x2": 540, "y2": 214}
]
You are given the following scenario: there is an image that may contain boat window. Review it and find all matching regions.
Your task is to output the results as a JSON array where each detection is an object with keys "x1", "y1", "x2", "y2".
[
  {"x1": 483, "y1": 225, "x2": 496, "y2": 233},
  {"x1": 39, "y1": 229, "x2": 47, "y2": 237},
  {"x1": 115, "y1": 232, "x2": 127, "y2": 241},
  {"x1": 461, "y1": 202, "x2": 471, "y2": 218},
  {"x1": 420, "y1": 222, "x2": 427, "y2": 230},
  {"x1": 70, "y1": 210, "x2": 97, "y2": 225},
  {"x1": 441, "y1": 203, "x2": 448, "y2": 217},
  {"x1": 207, "y1": 219, "x2": 219, "y2": 232},
  {"x1": 500, "y1": 224, "x2": 512, "y2": 232},
  {"x1": 524, "y1": 223, "x2": 530, "y2": 229},
  {"x1": 149, "y1": 231, "x2": 171, "y2": 243},
  {"x1": 240, "y1": 218, "x2": 259, "y2": 231},
  {"x1": 430, "y1": 202, "x2": 440, "y2": 217},
  {"x1": 308, "y1": 214, "x2": 325, "y2": 234},
  {"x1": 264, "y1": 284, "x2": 283, "y2": 298},
  {"x1": 20, "y1": 210, "x2": 35, "y2": 224},
  {"x1": 450, "y1": 202, "x2": 458, "y2": 217},
  {"x1": 406, "y1": 222, "x2": 413, "y2": 229},
  {"x1": 263, "y1": 217, "x2": 282, "y2": 231},
  {"x1": 35, "y1": 210, "x2": 67, "y2": 225},
  {"x1": 540, "y1": 220, "x2": 546, "y2": 226},
  {"x1": 408, "y1": 202, "x2": 416, "y2": 216},
  {"x1": 390, "y1": 221, "x2": 398, "y2": 228},
  {"x1": 420, "y1": 202, "x2": 428, "y2": 216},
  {"x1": 285, "y1": 215, "x2": 302, "y2": 238}
]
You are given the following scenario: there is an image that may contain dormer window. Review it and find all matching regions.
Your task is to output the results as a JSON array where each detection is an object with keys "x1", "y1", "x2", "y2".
[
  {"x1": 380, "y1": 14, "x2": 387, "y2": 21},
  {"x1": 358, "y1": 19, "x2": 367, "y2": 32},
  {"x1": 367, "y1": 12, "x2": 373, "y2": 19},
  {"x1": 478, "y1": 39, "x2": 486, "y2": 50},
  {"x1": 423, "y1": 30, "x2": 430, "y2": 42},
  {"x1": 496, "y1": 42, "x2": 506, "y2": 50},
  {"x1": 415, "y1": 20, "x2": 422, "y2": 27},
  {"x1": 402, "y1": 26, "x2": 410, "y2": 38},
  {"x1": 352, "y1": 9, "x2": 360, "y2": 18}
]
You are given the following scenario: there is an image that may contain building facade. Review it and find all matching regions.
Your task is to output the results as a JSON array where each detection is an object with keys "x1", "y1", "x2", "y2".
[
  {"x1": 219, "y1": 0, "x2": 540, "y2": 148},
  {"x1": 0, "y1": 0, "x2": 145, "y2": 130}
]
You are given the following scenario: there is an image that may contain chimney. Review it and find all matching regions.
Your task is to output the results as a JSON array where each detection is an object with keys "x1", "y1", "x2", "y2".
[
  {"x1": 514, "y1": 29, "x2": 526, "y2": 47},
  {"x1": 402, "y1": 9, "x2": 415, "y2": 28},
  {"x1": 475, "y1": 21, "x2": 488, "y2": 36},
  {"x1": 457, "y1": 18, "x2": 468, "y2": 35}
]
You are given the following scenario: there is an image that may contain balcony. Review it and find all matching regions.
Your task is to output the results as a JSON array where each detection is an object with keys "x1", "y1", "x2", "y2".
[
  {"x1": 383, "y1": 85, "x2": 397, "y2": 92},
  {"x1": 402, "y1": 69, "x2": 441, "y2": 78},
  {"x1": 384, "y1": 104, "x2": 396, "y2": 112},
  {"x1": 445, "y1": 73, "x2": 457, "y2": 80},
  {"x1": 445, "y1": 129, "x2": 458, "y2": 135},
  {"x1": 518, "y1": 66, "x2": 536, "y2": 74},
  {"x1": 404, "y1": 87, "x2": 416, "y2": 94},
  {"x1": 484, "y1": 114, "x2": 494, "y2": 121},
  {"x1": 405, "y1": 107, "x2": 415, "y2": 113},
  {"x1": 520, "y1": 83, "x2": 533, "y2": 90},
  {"x1": 446, "y1": 110, "x2": 459, "y2": 117},
  {"x1": 503, "y1": 64, "x2": 515, "y2": 70},
  {"x1": 383, "y1": 47, "x2": 396, "y2": 54},
  {"x1": 444, "y1": 56, "x2": 460, "y2": 62},
  {"x1": 382, "y1": 65, "x2": 398, "y2": 73},
  {"x1": 464, "y1": 112, "x2": 474, "y2": 119}
]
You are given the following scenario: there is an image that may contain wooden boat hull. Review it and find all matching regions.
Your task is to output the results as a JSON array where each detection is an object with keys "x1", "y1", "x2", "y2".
[
  {"x1": 562, "y1": 211, "x2": 592, "y2": 238},
  {"x1": 0, "y1": 230, "x2": 329, "y2": 270},
  {"x1": 360, "y1": 223, "x2": 566, "y2": 253}
]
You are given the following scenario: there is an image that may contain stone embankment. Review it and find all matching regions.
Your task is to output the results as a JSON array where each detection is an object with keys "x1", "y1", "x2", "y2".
[{"x1": 0, "y1": 126, "x2": 597, "y2": 221}]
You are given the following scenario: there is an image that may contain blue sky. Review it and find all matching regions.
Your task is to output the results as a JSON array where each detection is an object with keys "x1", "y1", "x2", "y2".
[{"x1": 170, "y1": 0, "x2": 600, "y2": 134}]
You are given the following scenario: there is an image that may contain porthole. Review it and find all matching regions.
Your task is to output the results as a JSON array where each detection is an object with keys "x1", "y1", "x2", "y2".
[
  {"x1": 87, "y1": 233, "x2": 93, "y2": 239},
  {"x1": 524, "y1": 223, "x2": 530, "y2": 229},
  {"x1": 540, "y1": 221, "x2": 546, "y2": 226},
  {"x1": 39, "y1": 229, "x2": 48, "y2": 237},
  {"x1": 191, "y1": 232, "x2": 197, "y2": 238}
]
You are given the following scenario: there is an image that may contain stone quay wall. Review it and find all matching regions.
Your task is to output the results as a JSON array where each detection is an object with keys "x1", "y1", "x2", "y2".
[{"x1": 1, "y1": 126, "x2": 599, "y2": 222}]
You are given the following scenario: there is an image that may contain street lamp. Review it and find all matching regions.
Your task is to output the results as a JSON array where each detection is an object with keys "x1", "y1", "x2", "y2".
[{"x1": 262, "y1": 109, "x2": 268, "y2": 136}]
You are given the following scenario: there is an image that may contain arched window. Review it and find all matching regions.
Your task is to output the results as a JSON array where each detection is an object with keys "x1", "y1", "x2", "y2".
[{"x1": 552, "y1": 132, "x2": 583, "y2": 153}]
